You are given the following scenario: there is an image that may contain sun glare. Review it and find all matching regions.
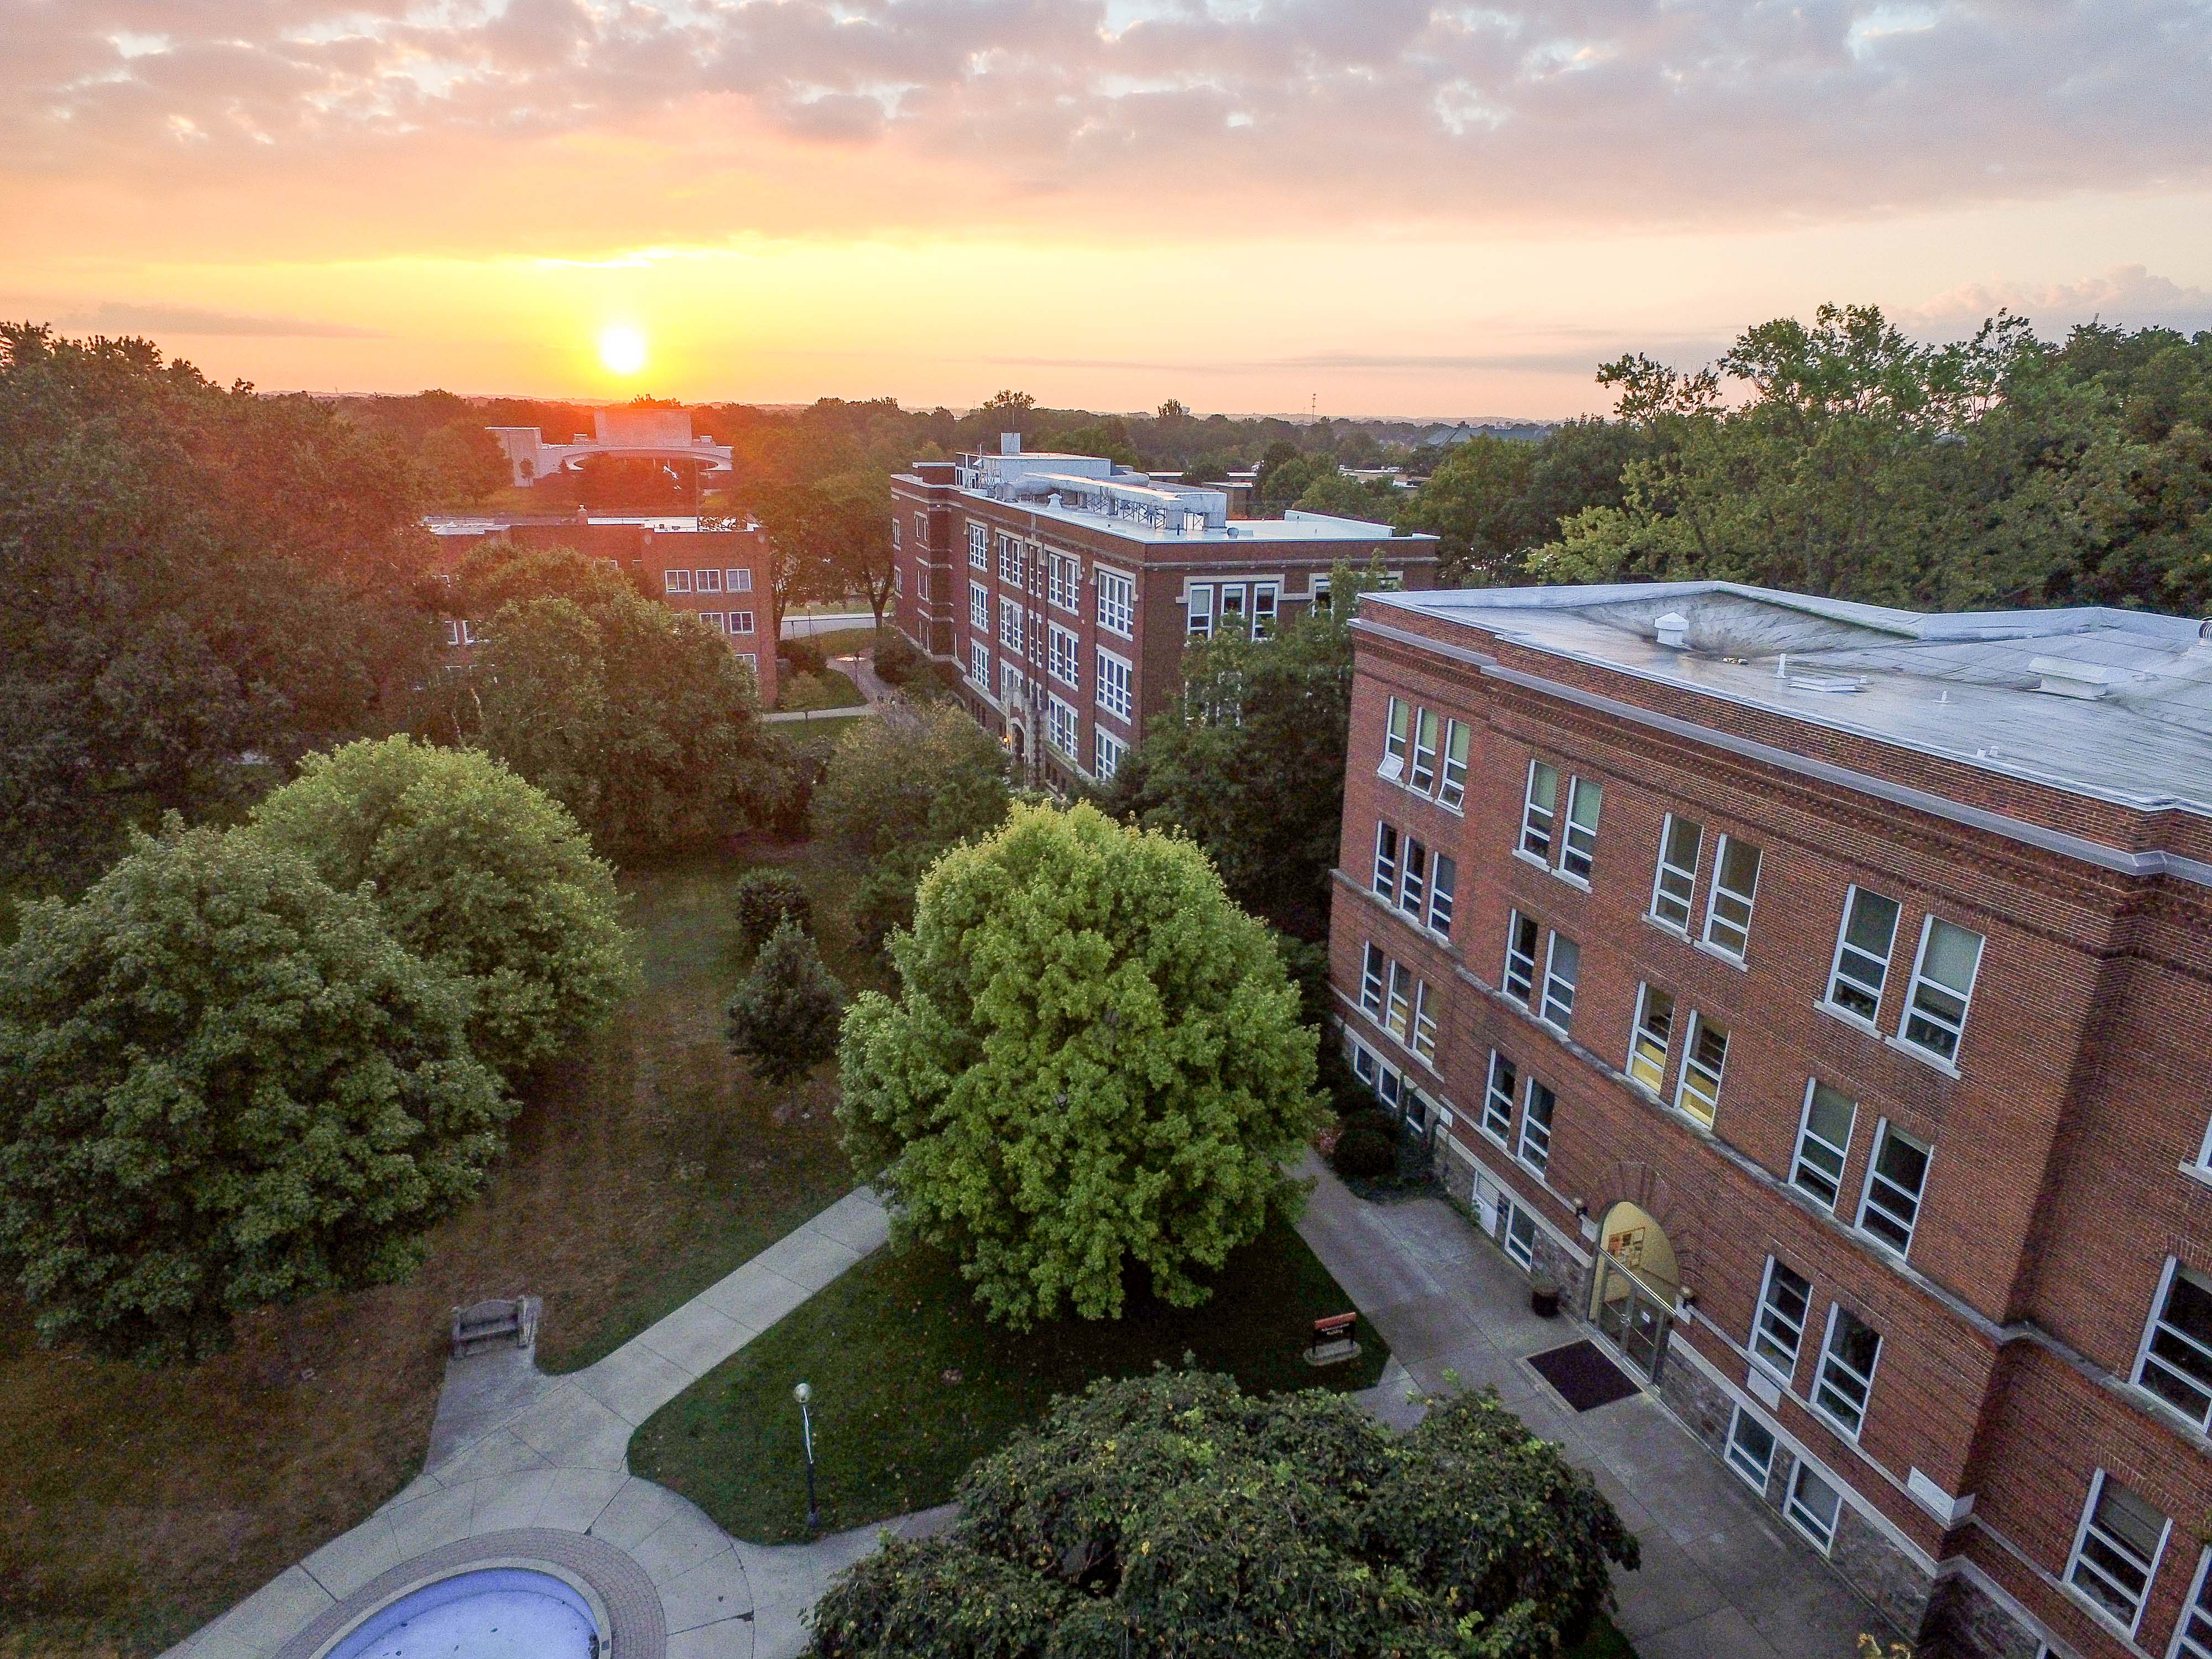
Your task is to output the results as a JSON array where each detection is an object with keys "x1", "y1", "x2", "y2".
[{"x1": 598, "y1": 324, "x2": 647, "y2": 377}]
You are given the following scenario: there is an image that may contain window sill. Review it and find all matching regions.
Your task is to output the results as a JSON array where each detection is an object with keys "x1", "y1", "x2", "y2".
[
  {"x1": 2060, "y1": 1582, "x2": 2150, "y2": 1649},
  {"x1": 1642, "y1": 912, "x2": 1693, "y2": 941},
  {"x1": 1510, "y1": 848, "x2": 1551, "y2": 874},
  {"x1": 2179, "y1": 1161, "x2": 2212, "y2": 1194},
  {"x1": 1814, "y1": 998, "x2": 1885, "y2": 1039},
  {"x1": 1478, "y1": 1126, "x2": 1514, "y2": 1154},
  {"x1": 1809, "y1": 1405, "x2": 1867, "y2": 1446},
  {"x1": 1884, "y1": 1034, "x2": 1963, "y2": 1078},
  {"x1": 1693, "y1": 938, "x2": 1750, "y2": 972},
  {"x1": 2127, "y1": 1380, "x2": 2212, "y2": 1444},
  {"x1": 1549, "y1": 868, "x2": 1592, "y2": 893}
]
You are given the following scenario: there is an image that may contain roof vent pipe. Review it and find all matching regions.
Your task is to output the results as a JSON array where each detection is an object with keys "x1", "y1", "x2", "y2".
[{"x1": 1654, "y1": 612, "x2": 1691, "y2": 650}]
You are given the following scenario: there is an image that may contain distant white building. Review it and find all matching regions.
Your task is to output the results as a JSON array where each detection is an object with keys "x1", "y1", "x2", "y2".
[{"x1": 487, "y1": 406, "x2": 733, "y2": 490}]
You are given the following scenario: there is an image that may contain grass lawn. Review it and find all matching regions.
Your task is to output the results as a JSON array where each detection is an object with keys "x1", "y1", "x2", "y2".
[
  {"x1": 630, "y1": 1217, "x2": 1389, "y2": 1545},
  {"x1": 789, "y1": 624, "x2": 880, "y2": 658},
  {"x1": 0, "y1": 838, "x2": 884, "y2": 1659},
  {"x1": 776, "y1": 667, "x2": 868, "y2": 712}
]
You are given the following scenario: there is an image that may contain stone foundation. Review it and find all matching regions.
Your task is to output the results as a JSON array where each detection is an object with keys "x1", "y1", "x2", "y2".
[
  {"x1": 1833, "y1": 1504, "x2": 1936, "y2": 1639},
  {"x1": 1657, "y1": 1339, "x2": 1736, "y2": 1454},
  {"x1": 1923, "y1": 1571, "x2": 2046, "y2": 1659}
]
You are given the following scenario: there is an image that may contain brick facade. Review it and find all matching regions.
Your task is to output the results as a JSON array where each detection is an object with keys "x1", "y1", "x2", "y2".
[{"x1": 1328, "y1": 587, "x2": 2212, "y2": 1659}]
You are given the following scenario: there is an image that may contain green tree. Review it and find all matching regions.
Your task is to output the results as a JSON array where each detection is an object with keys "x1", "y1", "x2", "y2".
[
  {"x1": 414, "y1": 420, "x2": 510, "y2": 506},
  {"x1": 726, "y1": 919, "x2": 844, "y2": 1097},
  {"x1": 1044, "y1": 417, "x2": 1140, "y2": 468},
  {"x1": 837, "y1": 804, "x2": 1320, "y2": 1328},
  {"x1": 243, "y1": 735, "x2": 637, "y2": 1081},
  {"x1": 0, "y1": 824, "x2": 510, "y2": 1364},
  {"x1": 808, "y1": 1369, "x2": 1637, "y2": 1659},
  {"x1": 1291, "y1": 468, "x2": 1383, "y2": 519},
  {"x1": 820, "y1": 471, "x2": 899, "y2": 629},
  {"x1": 812, "y1": 701, "x2": 1011, "y2": 858},
  {"x1": 1396, "y1": 432, "x2": 1542, "y2": 583},
  {"x1": 733, "y1": 866, "x2": 812, "y2": 946}
]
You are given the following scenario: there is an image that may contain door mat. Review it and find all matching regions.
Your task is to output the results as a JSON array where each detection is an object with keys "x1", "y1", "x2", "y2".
[{"x1": 1527, "y1": 1339, "x2": 1642, "y2": 1411}]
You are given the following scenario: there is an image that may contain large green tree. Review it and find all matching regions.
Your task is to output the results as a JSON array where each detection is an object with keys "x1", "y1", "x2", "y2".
[
  {"x1": 809, "y1": 1369, "x2": 1638, "y2": 1659},
  {"x1": 837, "y1": 804, "x2": 1319, "y2": 1328},
  {"x1": 0, "y1": 824, "x2": 510, "y2": 1364},
  {"x1": 244, "y1": 735, "x2": 637, "y2": 1080}
]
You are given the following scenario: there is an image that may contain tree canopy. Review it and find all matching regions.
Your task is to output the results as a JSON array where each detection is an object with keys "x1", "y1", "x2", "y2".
[
  {"x1": 837, "y1": 804, "x2": 1319, "y2": 1328},
  {"x1": 0, "y1": 823, "x2": 510, "y2": 1364},
  {"x1": 725, "y1": 919, "x2": 844, "y2": 1096},
  {"x1": 808, "y1": 1368, "x2": 1638, "y2": 1659},
  {"x1": 243, "y1": 735, "x2": 637, "y2": 1080}
]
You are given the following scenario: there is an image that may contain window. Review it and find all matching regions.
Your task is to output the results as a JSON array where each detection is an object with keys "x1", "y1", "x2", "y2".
[
  {"x1": 1702, "y1": 836, "x2": 1761, "y2": 959},
  {"x1": 1349, "y1": 1038, "x2": 1378, "y2": 1087},
  {"x1": 1410, "y1": 709, "x2": 1440, "y2": 794},
  {"x1": 969, "y1": 581, "x2": 990, "y2": 632},
  {"x1": 1481, "y1": 1052, "x2": 1517, "y2": 1144},
  {"x1": 1901, "y1": 918, "x2": 1983, "y2": 1064},
  {"x1": 1791, "y1": 1083, "x2": 1857, "y2": 1210},
  {"x1": 1504, "y1": 913, "x2": 1540, "y2": 1004},
  {"x1": 999, "y1": 659, "x2": 1024, "y2": 708},
  {"x1": 1857, "y1": 1123, "x2": 1931, "y2": 1255},
  {"x1": 1503, "y1": 1201, "x2": 1538, "y2": 1270},
  {"x1": 890, "y1": 519, "x2": 900, "y2": 550},
  {"x1": 1309, "y1": 574, "x2": 1332, "y2": 611},
  {"x1": 1540, "y1": 935, "x2": 1580, "y2": 1031},
  {"x1": 1095, "y1": 567, "x2": 1134, "y2": 636},
  {"x1": 1047, "y1": 695, "x2": 1079, "y2": 758},
  {"x1": 1561, "y1": 778, "x2": 1603, "y2": 880},
  {"x1": 737, "y1": 651, "x2": 758, "y2": 674},
  {"x1": 1520, "y1": 761, "x2": 1558, "y2": 860},
  {"x1": 998, "y1": 533, "x2": 1022, "y2": 586},
  {"x1": 1386, "y1": 960, "x2": 1413, "y2": 1040},
  {"x1": 1518, "y1": 1081, "x2": 1556, "y2": 1175},
  {"x1": 1095, "y1": 649, "x2": 1132, "y2": 722},
  {"x1": 727, "y1": 568, "x2": 753, "y2": 592},
  {"x1": 729, "y1": 610, "x2": 756, "y2": 635},
  {"x1": 1673, "y1": 1014, "x2": 1728, "y2": 1128},
  {"x1": 1650, "y1": 816, "x2": 1703, "y2": 932},
  {"x1": 1048, "y1": 551, "x2": 1079, "y2": 611},
  {"x1": 1439, "y1": 721, "x2": 1470, "y2": 809},
  {"x1": 1786, "y1": 1464, "x2": 1842, "y2": 1553},
  {"x1": 1411, "y1": 982, "x2": 1438, "y2": 1061},
  {"x1": 914, "y1": 512, "x2": 931, "y2": 550},
  {"x1": 1383, "y1": 697, "x2": 1410, "y2": 778},
  {"x1": 700, "y1": 611, "x2": 727, "y2": 633},
  {"x1": 2067, "y1": 1472, "x2": 2169, "y2": 1635},
  {"x1": 998, "y1": 595, "x2": 1023, "y2": 652},
  {"x1": 696, "y1": 567, "x2": 723, "y2": 593},
  {"x1": 1752, "y1": 1259, "x2": 1812, "y2": 1380},
  {"x1": 1428, "y1": 855, "x2": 1457, "y2": 938},
  {"x1": 664, "y1": 568, "x2": 693, "y2": 594},
  {"x1": 1827, "y1": 887, "x2": 1901, "y2": 1022},
  {"x1": 2137, "y1": 1261, "x2": 2212, "y2": 1431},
  {"x1": 1186, "y1": 582, "x2": 1214, "y2": 638},
  {"x1": 1725, "y1": 1407, "x2": 1777, "y2": 1495},
  {"x1": 968, "y1": 523, "x2": 988, "y2": 568},
  {"x1": 1252, "y1": 581, "x2": 1279, "y2": 637},
  {"x1": 968, "y1": 641, "x2": 990, "y2": 687},
  {"x1": 1626, "y1": 985, "x2": 1675, "y2": 1093},
  {"x1": 1048, "y1": 623, "x2": 1080, "y2": 688},
  {"x1": 1399, "y1": 839, "x2": 1428, "y2": 920},
  {"x1": 1813, "y1": 1306, "x2": 1881, "y2": 1437},
  {"x1": 1361, "y1": 943, "x2": 1387, "y2": 1017},
  {"x1": 444, "y1": 618, "x2": 462, "y2": 646},
  {"x1": 1094, "y1": 728, "x2": 1125, "y2": 781},
  {"x1": 2173, "y1": 1547, "x2": 2212, "y2": 1659},
  {"x1": 1372, "y1": 823, "x2": 1400, "y2": 897}
]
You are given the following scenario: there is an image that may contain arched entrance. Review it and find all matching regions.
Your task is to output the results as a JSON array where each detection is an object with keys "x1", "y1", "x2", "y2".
[{"x1": 1590, "y1": 1200, "x2": 1680, "y2": 1380}]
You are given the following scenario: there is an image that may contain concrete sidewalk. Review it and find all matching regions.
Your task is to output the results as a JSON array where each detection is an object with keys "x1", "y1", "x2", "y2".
[{"x1": 1296, "y1": 1162, "x2": 1900, "y2": 1659}]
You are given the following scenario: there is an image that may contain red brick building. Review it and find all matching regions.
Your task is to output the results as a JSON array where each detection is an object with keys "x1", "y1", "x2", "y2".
[
  {"x1": 889, "y1": 439, "x2": 1439, "y2": 787},
  {"x1": 1327, "y1": 582, "x2": 2212, "y2": 1659},
  {"x1": 427, "y1": 513, "x2": 774, "y2": 707}
]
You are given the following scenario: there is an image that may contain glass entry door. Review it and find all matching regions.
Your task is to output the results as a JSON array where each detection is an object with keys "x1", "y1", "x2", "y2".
[{"x1": 1593, "y1": 1256, "x2": 1673, "y2": 1380}]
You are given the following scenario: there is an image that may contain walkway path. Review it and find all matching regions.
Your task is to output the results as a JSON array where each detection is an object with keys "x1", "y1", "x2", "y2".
[
  {"x1": 1295, "y1": 1158, "x2": 1899, "y2": 1659},
  {"x1": 165, "y1": 1190, "x2": 943, "y2": 1659}
]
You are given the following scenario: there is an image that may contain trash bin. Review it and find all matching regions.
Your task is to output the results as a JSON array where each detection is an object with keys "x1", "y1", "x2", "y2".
[{"x1": 1530, "y1": 1279, "x2": 1561, "y2": 1318}]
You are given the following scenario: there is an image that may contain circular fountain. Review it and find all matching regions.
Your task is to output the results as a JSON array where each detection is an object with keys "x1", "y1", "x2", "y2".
[{"x1": 324, "y1": 1568, "x2": 598, "y2": 1659}]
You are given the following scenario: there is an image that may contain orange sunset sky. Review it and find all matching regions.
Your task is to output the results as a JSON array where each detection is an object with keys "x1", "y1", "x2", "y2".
[{"x1": 5, "y1": 1, "x2": 2210, "y2": 419}]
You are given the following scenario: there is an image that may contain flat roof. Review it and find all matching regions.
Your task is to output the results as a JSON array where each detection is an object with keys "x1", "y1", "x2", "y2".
[
  {"x1": 917, "y1": 481, "x2": 1426, "y2": 547},
  {"x1": 1371, "y1": 582, "x2": 2212, "y2": 814}
]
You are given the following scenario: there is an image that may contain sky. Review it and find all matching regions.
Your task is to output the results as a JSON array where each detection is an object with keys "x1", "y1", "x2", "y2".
[{"x1": 4, "y1": 0, "x2": 2211, "y2": 420}]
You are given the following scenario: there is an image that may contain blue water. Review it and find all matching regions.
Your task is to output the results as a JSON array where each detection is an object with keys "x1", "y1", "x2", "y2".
[{"x1": 327, "y1": 1568, "x2": 597, "y2": 1659}]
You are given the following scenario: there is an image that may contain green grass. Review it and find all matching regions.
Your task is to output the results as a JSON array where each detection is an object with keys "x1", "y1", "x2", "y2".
[
  {"x1": 776, "y1": 667, "x2": 868, "y2": 712},
  {"x1": 787, "y1": 624, "x2": 880, "y2": 658},
  {"x1": 632, "y1": 1217, "x2": 1388, "y2": 1543}
]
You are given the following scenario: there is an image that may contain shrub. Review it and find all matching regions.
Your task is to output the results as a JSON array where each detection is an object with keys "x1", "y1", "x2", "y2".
[
  {"x1": 1331, "y1": 1121, "x2": 1398, "y2": 1180},
  {"x1": 872, "y1": 627, "x2": 926, "y2": 686},
  {"x1": 781, "y1": 637, "x2": 827, "y2": 678},
  {"x1": 725, "y1": 920, "x2": 844, "y2": 1097},
  {"x1": 733, "y1": 867, "x2": 812, "y2": 947}
]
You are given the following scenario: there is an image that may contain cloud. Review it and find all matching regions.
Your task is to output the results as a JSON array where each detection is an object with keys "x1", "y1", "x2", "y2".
[
  {"x1": 59, "y1": 301, "x2": 389, "y2": 338},
  {"x1": 1905, "y1": 265, "x2": 2212, "y2": 336}
]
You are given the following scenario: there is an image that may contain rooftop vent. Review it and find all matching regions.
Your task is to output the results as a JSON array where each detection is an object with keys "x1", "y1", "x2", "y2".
[
  {"x1": 2028, "y1": 655, "x2": 2131, "y2": 700},
  {"x1": 1653, "y1": 612, "x2": 1691, "y2": 650},
  {"x1": 1788, "y1": 673, "x2": 1866, "y2": 695},
  {"x1": 1000, "y1": 432, "x2": 1021, "y2": 456}
]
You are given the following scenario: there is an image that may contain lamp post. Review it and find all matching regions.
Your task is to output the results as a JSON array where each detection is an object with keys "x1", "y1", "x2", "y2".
[{"x1": 794, "y1": 1380, "x2": 820, "y2": 1533}]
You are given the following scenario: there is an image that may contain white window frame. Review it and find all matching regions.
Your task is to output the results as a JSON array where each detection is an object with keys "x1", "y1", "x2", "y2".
[
  {"x1": 737, "y1": 651, "x2": 758, "y2": 674},
  {"x1": 696, "y1": 567, "x2": 722, "y2": 593},
  {"x1": 1648, "y1": 814, "x2": 1703, "y2": 933},
  {"x1": 728, "y1": 609, "x2": 755, "y2": 635},
  {"x1": 1094, "y1": 565, "x2": 1134, "y2": 638},
  {"x1": 1186, "y1": 581, "x2": 1214, "y2": 638},
  {"x1": 1047, "y1": 693, "x2": 1079, "y2": 759},
  {"x1": 1359, "y1": 942, "x2": 1387, "y2": 1016},
  {"x1": 1095, "y1": 647, "x2": 1133, "y2": 723},
  {"x1": 1372, "y1": 822, "x2": 1400, "y2": 898},
  {"x1": 1427, "y1": 853, "x2": 1457, "y2": 940},
  {"x1": 1397, "y1": 838, "x2": 1428, "y2": 921},
  {"x1": 999, "y1": 658, "x2": 1023, "y2": 708},
  {"x1": 1502, "y1": 1200, "x2": 1538, "y2": 1270},
  {"x1": 1251, "y1": 580, "x2": 1279, "y2": 638},
  {"x1": 2135, "y1": 1257, "x2": 2212, "y2": 1433},
  {"x1": 1626, "y1": 984, "x2": 1674, "y2": 1094},
  {"x1": 1786, "y1": 1462, "x2": 1842, "y2": 1554},
  {"x1": 1700, "y1": 834, "x2": 1761, "y2": 961},
  {"x1": 1855, "y1": 1120, "x2": 1932, "y2": 1258},
  {"x1": 1751, "y1": 1256, "x2": 1811, "y2": 1383},
  {"x1": 728, "y1": 567, "x2": 753, "y2": 592},
  {"x1": 1411, "y1": 980, "x2": 1438, "y2": 1061},
  {"x1": 968, "y1": 641, "x2": 990, "y2": 688},
  {"x1": 700, "y1": 611, "x2": 727, "y2": 634},
  {"x1": 1559, "y1": 776, "x2": 1602, "y2": 882},
  {"x1": 997, "y1": 533, "x2": 1022, "y2": 586},
  {"x1": 1724, "y1": 1406, "x2": 1777, "y2": 1495},
  {"x1": 969, "y1": 581, "x2": 990, "y2": 633},
  {"x1": 1048, "y1": 622, "x2": 1081, "y2": 689},
  {"x1": 1538, "y1": 933, "x2": 1579, "y2": 1031},
  {"x1": 1517, "y1": 1079, "x2": 1555, "y2": 1175},
  {"x1": 1438, "y1": 719, "x2": 1470, "y2": 810},
  {"x1": 1093, "y1": 727, "x2": 1125, "y2": 781},
  {"x1": 1381, "y1": 696, "x2": 1410, "y2": 781},
  {"x1": 1480, "y1": 1051, "x2": 1517, "y2": 1146},
  {"x1": 968, "y1": 522, "x2": 988, "y2": 568},
  {"x1": 1385, "y1": 959, "x2": 1413, "y2": 1040},
  {"x1": 1672, "y1": 1012, "x2": 1728, "y2": 1128},
  {"x1": 1047, "y1": 551, "x2": 1080, "y2": 612},
  {"x1": 1408, "y1": 708, "x2": 1439, "y2": 794},
  {"x1": 998, "y1": 594, "x2": 1024, "y2": 653},
  {"x1": 1504, "y1": 912, "x2": 1540, "y2": 1005},
  {"x1": 664, "y1": 568, "x2": 693, "y2": 594},
  {"x1": 1825, "y1": 884, "x2": 1902, "y2": 1027},
  {"x1": 2066, "y1": 1469, "x2": 2171, "y2": 1639},
  {"x1": 913, "y1": 512, "x2": 931, "y2": 551},
  {"x1": 2171, "y1": 1544, "x2": 2212, "y2": 1659},
  {"x1": 1519, "y1": 760, "x2": 1558, "y2": 862},
  {"x1": 1898, "y1": 915, "x2": 1984, "y2": 1067},
  {"x1": 1811, "y1": 1303, "x2": 1881, "y2": 1439},
  {"x1": 1790, "y1": 1081, "x2": 1856, "y2": 1212}
]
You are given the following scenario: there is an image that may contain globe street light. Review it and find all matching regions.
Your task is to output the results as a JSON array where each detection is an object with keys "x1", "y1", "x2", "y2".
[{"x1": 794, "y1": 1380, "x2": 820, "y2": 1533}]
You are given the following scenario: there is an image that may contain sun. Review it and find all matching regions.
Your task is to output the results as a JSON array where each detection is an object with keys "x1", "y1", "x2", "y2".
[{"x1": 598, "y1": 324, "x2": 647, "y2": 377}]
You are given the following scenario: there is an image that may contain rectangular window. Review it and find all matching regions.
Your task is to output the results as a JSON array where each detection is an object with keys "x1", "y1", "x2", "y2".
[
  {"x1": 890, "y1": 520, "x2": 901, "y2": 551},
  {"x1": 1752, "y1": 1259, "x2": 1812, "y2": 1381},
  {"x1": 1702, "y1": 836, "x2": 1761, "y2": 959},
  {"x1": 1503, "y1": 1201, "x2": 1538, "y2": 1270},
  {"x1": 1383, "y1": 697, "x2": 1410, "y2": 778},
  {"x1": 1411, "y1": 982, "x2": 1438, "y2": 1061},
  {"x1": 969, "y1": 641, "x2": 990, "y2": 687},
  {"x1": 1857, "y1": 1123, "x2": 1931, "y2": 1256},
  {"x1": 999, "y1": 595, "x2": 1024, "y2": 652},
  {"x1": 1047, "y1": 695, "x2": 1080, "y2": 759},
  {"x1": 1386, "y1": 960, "x2": 1413, "y2": 1040},
  {"x1": 1095, "y1": 567, "x2": 1134, "y2": 636},
  {"x1": 1540, "y1": 935, "x2": 1580, "y2": 1031},
  {"x1": 729, "y1": 611, "x2": 755, "y2": 634},
  {"x1": 1518, "y1": 1081, "x2": 1556, "y2": 1175},
  {"x1": 1813, "y1": 1306, "x2": 1881, "y2": 1437},
  {"x1": 664, "y1": 568, "x2": 692, "y2": 594},
  {"x1": 1093, "y1": 728, "x2": 1125, "y2": 781},
  {"x1": 1361, "y1": 943, "x2": 1386, "y2": 1018},
  {"x1": 1650, "y1": 815, "x2": 1703, "y2": 932},
  {"x1": 1399, "y1": 839, "x2": 1427, "y2": 920},
  {"x1": 969, "y1": 581, "x2": 990, "y2": 632},
  {"x1": 1827, "y1": 886, "x2": 1901, "y2": 1022},
  {"x1": 696, "y1": 567, "x2": 723, "y2": 593},
  {"x1": 444, "y1": 618, "x2": 462, "y2": 646},
  {"x1": 1504, "y1": 913, "x2": 1540, "y2": 1005},
  {"x1": 2137, "y1": 1261, "x2": 2212, "y2": 1431},
  {"x1": 1724, "y1": 1407, "x2": 1777, "y2": 1495},
  {"x1": 1048, "y1": 551, "x2": 1080, "y2": 611},
  {"x1": 728, "y1": 568, "x2": 753, "y2": 592},
  {"x1": 1251, "y1": 581, "x2": 1279, "y2": 638},
  {"x1": 914, "y1": 512, "x2": 931, "y2": 550},
  {"x1": 1372, "y1": 822, "x2": 1400, "y2": 898},
  {"x1": 1095, "y1": 649, "x2": 1132, "y2": 722},
  {"x1": 1901, "y1": 917, "x2": 1984, "y2": 1064},
  {"x1": 737, "y1": 651, "x2": 758, "y2": 673},
  {"x1": 2067, "y1": 1472, "x2": 2169, "y2": 1635},
  {"x1": 1626, "y1": 985, "x2": 1675, "y2": 1093},
  {"x1": 1674, "y1": 1014, "x2": 1728, "y2": 1128},
  {"x1": 1187, "y1": 582, "x2": 1214, "y2": 639},
  {"x1": 700, "y1": 611, "x2": 727, "y2": 633},
  {"x1": 997, "y1": 533, "x2": 1020, "y2": 586},
  {"x1": 1520, "y1": 761, "x2": 1558, "y2": 860},
  {"x1": 1481, "y1": 1052, "x2": 1517, "y2": 1145},
  {"x1": 1427, "y1": 855, "x2": 1457, "y2": 939},
  {"x1": 1791, "y1": 1083, "x2": 1857, "y2": 1211},
  {"x1": 968, "y1": 523, "x2": 989, "y2": 568},
  {"x1": 999, "y1": 660, "x2": 1023, "y2": 708},
  {"x1": 1410, "y1": 708, "x2": 1441, "y2": 794},
  {"x1": 1218, "y1": 583, "x2": 1247, "y2": 630},
  {"x1": 1786, "y1": 1464, "x2": 1842, "y2": 1553},
  {"x1": 1048, "y1": 623, "x2": 1080, "y2": 688},
  {"x1": 1561, "y1": 778, "x2": 1603, "y2": 880},
  {"x1": 2173, "y1": 1547, "x2": 2212, "y2": 1659},
  {"x1": 1439, "y1": 720, "x2": 1470, "y2": 809}
]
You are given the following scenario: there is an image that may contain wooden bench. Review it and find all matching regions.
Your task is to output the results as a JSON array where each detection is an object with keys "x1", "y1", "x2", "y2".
[
  {"x1": 450, "y1": 1295, "x2": 540, "y2": 1358},
  {"x1": 1304, "y1": 1311, "x2": 1361, "y2": 1368}
]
